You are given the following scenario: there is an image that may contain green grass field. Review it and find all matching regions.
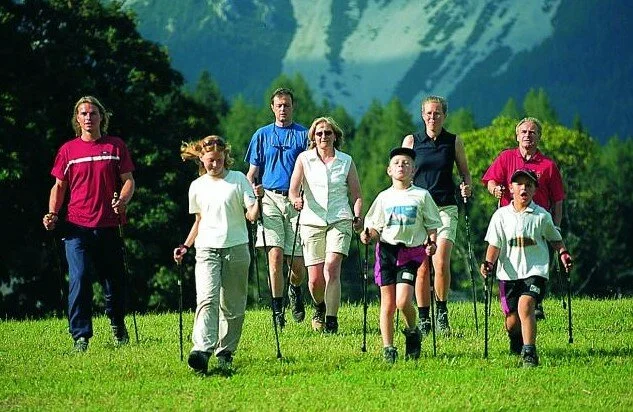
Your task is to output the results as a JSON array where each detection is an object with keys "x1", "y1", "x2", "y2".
[{"x1": 2, "y1": 298, "x2": 633, "y2": 411}]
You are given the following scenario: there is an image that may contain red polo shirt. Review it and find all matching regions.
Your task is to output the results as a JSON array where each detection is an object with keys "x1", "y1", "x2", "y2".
[
  {"x1": 51, "y1": 136, "x2": 135, "y2": 228},
  {"x1": 482, "y1": 148, "x2": 565, "y2": 210}
]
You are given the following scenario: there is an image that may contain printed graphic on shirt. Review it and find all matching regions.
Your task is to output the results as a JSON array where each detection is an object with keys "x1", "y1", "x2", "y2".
[
  {"x1": 386, "y1": 205, "x2": 417, "y2": 227},
  {"x1": 509, "y1": 237, "x2": 537, "y2": 247}
]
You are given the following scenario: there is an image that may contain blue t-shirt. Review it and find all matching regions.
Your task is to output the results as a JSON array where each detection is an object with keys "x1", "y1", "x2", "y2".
[{"x1": 244, "y1": 122, "x2": 308, "y2": 191}]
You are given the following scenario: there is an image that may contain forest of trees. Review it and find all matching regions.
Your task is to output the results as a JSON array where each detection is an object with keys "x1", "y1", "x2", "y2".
[{"x1": 1, "y1": 0, "x2": 632, "y2": 318}]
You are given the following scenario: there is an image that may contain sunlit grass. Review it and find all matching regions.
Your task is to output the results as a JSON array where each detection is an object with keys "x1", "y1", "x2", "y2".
[{"x1": 2, "y1": 298, "x2": 632, "y2": 410}]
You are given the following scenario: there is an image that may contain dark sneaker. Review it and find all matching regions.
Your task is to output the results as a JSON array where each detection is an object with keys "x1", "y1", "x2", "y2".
[
  {"x1": 73, "y1": 337, "x2": 89, "y2": 352},
  {"x1": 417, "y1": 317, "x2": 432, "y2": 339},
  {"x1": 509, "y1": 335, "x2": 523, "y2": 355},
  {"x1": 311, "y1": 308, "x2": 325, "y2": 332},
  {"x1": 188, "y1": 350, "x2": 211, "y2": 374},
  {"x1": 112, "y1": 324, "x2": 130, "y2": 346},
  {"x1": 217, "y1": 350, "x2": 233, "y2": 372},
  {"x1": 324, "y1": 317, "x2": 339, "y2": 334},
  {"x1": 436, "y1": 309, "x2": 452, "y2": 337},
  {"x1": 273, "y1": 311, "x2": 286, "y2": 330},
  {"x1": 403, "y1": 327, "x2": 422, "y2": 360},
  {"x1": 383, "y1": 346, "x2": 398, "y2": 364},
  {"x1": 288, "y1": 284, "x2": 305, "y2": 322},
  {"x1": 521, "y1": 347, "x2": 539, "y2": 368},
  {"x1": 535, "y1": 302, "x2": 546, "y2": 321}
]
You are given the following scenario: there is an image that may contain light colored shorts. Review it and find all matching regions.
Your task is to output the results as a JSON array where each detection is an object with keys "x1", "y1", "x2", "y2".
[
  {"x1": 300, "y1": 220, "x2": 352, "y2": 266},
  {"x1": 437, "y1": 205, "x2": 458, "y2": 243},
  {"x1": 256, "y1": 190, "x2": 302, "y2": 256}
]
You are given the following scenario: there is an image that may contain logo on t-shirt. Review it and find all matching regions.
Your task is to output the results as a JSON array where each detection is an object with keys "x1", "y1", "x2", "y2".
[
  {"x1": 509, "y1": 237, "x2": 536, "y2": 247},
  {"x1": 386, "y1": 205, "x2": 417, "y2": 226}
]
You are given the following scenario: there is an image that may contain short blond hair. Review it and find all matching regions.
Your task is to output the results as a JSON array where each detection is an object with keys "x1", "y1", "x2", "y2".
[
  {"x1": 421, "y1": 95, "x2": 448, "y2": 114},
  {"x1": 307, "y1": 116, "x2": 344, "y2": 149}
]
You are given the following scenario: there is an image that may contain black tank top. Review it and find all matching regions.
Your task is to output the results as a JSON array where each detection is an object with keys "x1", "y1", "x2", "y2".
[{"x1": 412, "y1": 129, "x2": 457, "y2": 207}]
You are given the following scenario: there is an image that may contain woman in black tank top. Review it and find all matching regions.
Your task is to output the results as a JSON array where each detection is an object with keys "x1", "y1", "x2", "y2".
[{"x1": 401, "y1": 95, "x2": 472, "y2": 337}]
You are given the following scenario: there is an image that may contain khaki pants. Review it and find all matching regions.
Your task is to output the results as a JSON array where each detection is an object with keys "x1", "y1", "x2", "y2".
[{"x1": 192, "y1": 243, "x2": 249, "y2": 355}]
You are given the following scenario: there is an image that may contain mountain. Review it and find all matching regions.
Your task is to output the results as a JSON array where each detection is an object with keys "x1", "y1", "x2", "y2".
[{"x1": 123, "y1": 0, "x2": 633, "y2": 142}]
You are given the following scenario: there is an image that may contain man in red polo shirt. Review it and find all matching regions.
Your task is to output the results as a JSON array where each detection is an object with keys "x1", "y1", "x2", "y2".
[
  {"x1": 482, "y1": 117, "x2": 565, "y2": 320},
  {"x1": 43, "y1": 96, "x2": 135, "y2": 352}
]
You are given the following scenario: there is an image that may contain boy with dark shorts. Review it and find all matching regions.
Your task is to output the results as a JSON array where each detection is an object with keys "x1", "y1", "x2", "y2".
[
  {"x1": 361, "y1": 147, "x2": 441, "y2": 363},
  {"x1": 480, "y1": 169, "x2": 573, "y2": 367}
]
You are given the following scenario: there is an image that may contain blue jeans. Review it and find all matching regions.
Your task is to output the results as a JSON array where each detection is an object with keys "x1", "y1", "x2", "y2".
[{"x1": 64, "y1": 224, "x2": 127, "y2": 339}]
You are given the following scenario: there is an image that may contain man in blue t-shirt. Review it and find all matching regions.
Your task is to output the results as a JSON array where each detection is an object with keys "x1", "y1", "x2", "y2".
[{"x1": 245, "y1": 88, "x2": 308, "y2": 329}]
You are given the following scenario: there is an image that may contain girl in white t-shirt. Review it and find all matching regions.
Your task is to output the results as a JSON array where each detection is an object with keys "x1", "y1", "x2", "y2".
[{"x1": 173, "y1": 135, "x2": 259, "y2": 374}]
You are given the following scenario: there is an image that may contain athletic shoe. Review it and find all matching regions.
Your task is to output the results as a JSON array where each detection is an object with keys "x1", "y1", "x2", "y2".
[
  {"x1": 521, "y1": 347, "x2": 539, "y2": 367},
  {"x1": 288, "y1": 284, "x2": 305, "y2": 322},
  {"x1": 216, "y1": 350, "x2": 233, "y2": 372},
  {"x1": 436, "y1": 309, "x2": 452, "y2": 337},
  {"x1": 73, "y1": 337, "x2": 89, "y2": 352},
  {"x1": 311, "y1": 308, "x2": 325, "y2": 332},
  {"x1": 324, "y1": 317, "x2": 339, "y2": 334},
  {"x1": 273, "y1": 311, "x2": 286, "y2": 331},
  {"x1": 403, "y1": 327, "x2": 422, "y2": 360},
  {"x1": 383, "y1": 346, "x2": 398, "y2": 364},
  {"x1": 417, "y1": 317, "x2": 432, "y2": 339},
  {"x1": 535, "y1": 302, "x2": 546, "y2": 321},
  {"x1": 111, "y1": 324, "x2": 130, "y2": 346},
  {"x1": 188, "y1": 350, "x2": 211, "y2": 374}
]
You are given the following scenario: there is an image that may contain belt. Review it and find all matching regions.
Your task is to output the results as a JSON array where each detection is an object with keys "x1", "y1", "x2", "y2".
[{"x1": 267, "y1": 189, "x2": 289, "y2": 196}]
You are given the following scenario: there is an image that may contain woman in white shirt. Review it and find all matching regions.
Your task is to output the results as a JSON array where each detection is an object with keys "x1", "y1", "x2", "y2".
[{"x1": 289, "y1": 117, "x2": 363, "y2": 333}]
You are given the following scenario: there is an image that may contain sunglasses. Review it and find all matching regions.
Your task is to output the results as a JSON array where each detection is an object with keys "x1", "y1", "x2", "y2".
[
  {"x1": 202, "y1": 138, "x2": 226, "y2": 148},
  {"x1": 315, "y1": 130, "x2": 333, "y2": 137}
]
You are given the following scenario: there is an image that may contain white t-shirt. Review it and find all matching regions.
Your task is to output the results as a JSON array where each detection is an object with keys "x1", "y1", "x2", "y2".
[
  {"x1": 364, "y1": 185, "x2": 442, "y2": 247},
  {"x1": 189, "y1": 170, "x2": 256, "y2": 248},
  {"x1": 484, "y1": 201, "x2": 562, "y2": 280}
]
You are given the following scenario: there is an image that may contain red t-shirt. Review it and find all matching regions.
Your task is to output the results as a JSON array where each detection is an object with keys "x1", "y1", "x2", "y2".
[
  {"x1": 51, "y1": 136, "x2": 135, "y2": 228},
  {"x1": 481, "y1": 148, "x2": 565, "y2": 210}
]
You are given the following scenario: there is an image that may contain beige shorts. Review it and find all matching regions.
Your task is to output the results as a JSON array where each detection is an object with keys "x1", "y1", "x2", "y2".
[
  {"x1": 437, "y1": 205, "x2": 458, "y2": 243},
  {"x1": 256, "y1": 190, "x2": 302, "y2": 256},
  {"x1": 300, "y1": 220, "x2": 352, "y2": 266}
]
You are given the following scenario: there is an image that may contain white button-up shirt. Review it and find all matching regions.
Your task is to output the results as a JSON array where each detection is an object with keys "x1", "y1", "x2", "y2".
[{"x1": 298, "y1": 149, "x2": 354, "y2": 226}]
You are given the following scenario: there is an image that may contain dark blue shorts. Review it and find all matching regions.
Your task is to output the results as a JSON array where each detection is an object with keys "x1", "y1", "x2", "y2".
[{"x1": 499, "y1": 276, "x2": 547, "y2": 315}]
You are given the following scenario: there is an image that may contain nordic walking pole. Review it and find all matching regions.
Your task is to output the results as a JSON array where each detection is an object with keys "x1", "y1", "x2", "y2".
[
  {"x1": 362, "y1": 228, "x2": 369, "y2": 353},
  {"x1": 462, "y1": 186, "x2": 479, "y2": 334},
  {"x1": 428, "y1": 240, "x2": 437, "y2": 356},
  {"x1": 563, "y1": 252, "x2": 574, "y2": 344},
  {"x1": 554, "y1": 251, "x2": 566, "y2": 309},
  {"x1": 255, "y1": 179, "x2": 282, "y2": 359},
  {"x1": 482, "y1": 262, "x2": 492, "y2": 359},
  {"x1": 51, "y1": 234, "x2": 66, "y2": 317},
  {"x1": 176, "y1": 260, "x2": 184, "y2": 361},
  {"x1": 113, "y1": 192, "x2": 139, "y2": 344},
  {"x1": 250, "y1": 222, "x2": 262, "y2": 304},
  {"x1": 283, "y1": 189, "x2": 303, "y2": 319}
]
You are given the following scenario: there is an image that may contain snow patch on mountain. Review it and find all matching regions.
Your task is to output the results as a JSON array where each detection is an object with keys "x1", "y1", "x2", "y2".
[{"x1": 283, "y1": 0, "x2": 561, "y2": 119}]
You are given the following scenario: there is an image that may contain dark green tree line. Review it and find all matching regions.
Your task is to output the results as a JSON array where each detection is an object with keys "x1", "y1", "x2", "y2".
[{"x1": 2, "y1": 1, "x2": 632, "y2": 319}]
